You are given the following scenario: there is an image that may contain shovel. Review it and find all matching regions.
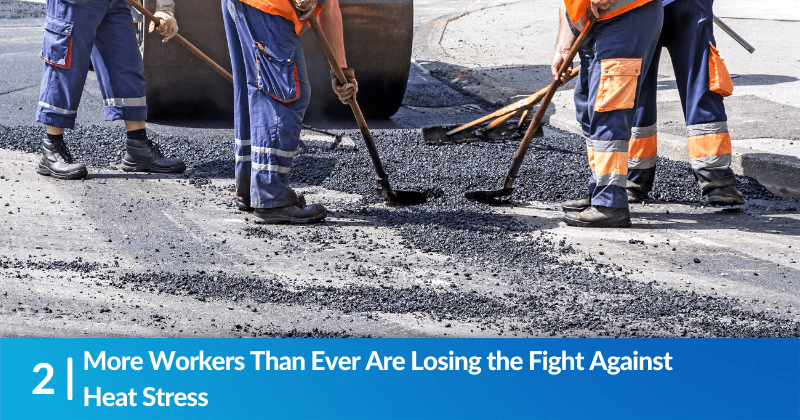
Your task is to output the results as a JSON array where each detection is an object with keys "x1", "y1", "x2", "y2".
[
  {"x1": 465, "y1": 16, "x2": 595, "y2": 202},
  {"x1": 308, "y1": 15, "x2": 427, "y2": 205}
]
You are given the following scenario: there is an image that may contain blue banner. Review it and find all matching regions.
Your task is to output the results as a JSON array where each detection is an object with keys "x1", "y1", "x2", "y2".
[{"x1": 1, "y1": 339, "x2": 797, "y2": 419}]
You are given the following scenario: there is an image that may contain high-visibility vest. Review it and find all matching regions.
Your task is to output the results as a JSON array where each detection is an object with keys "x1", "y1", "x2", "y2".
[
  {"x1": 239, "y1": 0, "x2": 322, "y2": 35},
  {"x1": 566, "y1": 0, "x2": 654, "y2": 32}
]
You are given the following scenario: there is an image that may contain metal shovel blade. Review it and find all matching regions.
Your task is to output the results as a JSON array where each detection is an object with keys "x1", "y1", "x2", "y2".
[
  {"x1": 464, "y1": 187, "x2": 515, "y2": 202},
  {"x1": 378, "y1": 188, "x2": 428, "y2": 205}
]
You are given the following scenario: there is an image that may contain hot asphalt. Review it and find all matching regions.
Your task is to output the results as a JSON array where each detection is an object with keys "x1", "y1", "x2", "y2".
[{"x1": 0, "y1": 1, "x2": 798, "y2": 338}]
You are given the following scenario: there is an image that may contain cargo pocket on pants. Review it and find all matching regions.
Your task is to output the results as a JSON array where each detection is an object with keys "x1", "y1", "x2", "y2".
[
  {"x1": 595, "y1": 58, "x2": 641, "y2": 113},
  {"x1": 254, "y1": 41, "x2": 300, "y2": 104},
  {"x1": 709, "y1": 42, "x2": 733, "y2": 97},
  {"x1": 40, "y1": 16, "x2": 74, "y2": 69}
]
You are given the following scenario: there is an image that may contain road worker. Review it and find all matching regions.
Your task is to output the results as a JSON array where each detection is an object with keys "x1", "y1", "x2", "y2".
[
  {"x1": 552, "y1": 0, "x2": 663, "y2": 227},
  {"x1": 36, "y1": 0, "x2": 185, "y2": 179},
  {"x1": 625, "y1": 0, "x2": 744, "y2": 205},
  {"x1": 561, "y1": 0, "x2": 744, "y2": 216},
  {"x1": 222, "y1": 0, "x2": 357, "y2": 224}
]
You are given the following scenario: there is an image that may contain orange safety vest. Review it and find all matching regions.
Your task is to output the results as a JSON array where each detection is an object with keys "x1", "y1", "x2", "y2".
[
  {"x1": 565, "y1": 0, "x2": 654, "y2": 32},
  {"x1": 239, "y1": 0, "x2": 323, "y2": 36}
]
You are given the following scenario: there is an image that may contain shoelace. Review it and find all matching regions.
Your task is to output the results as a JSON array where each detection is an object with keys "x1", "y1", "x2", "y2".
[
  {"x1": 145, "y1": 139, "x2": 164, "y2": 158},
  {"x1": 56, "y1": 141, "x2": 75, "y2": 163}
]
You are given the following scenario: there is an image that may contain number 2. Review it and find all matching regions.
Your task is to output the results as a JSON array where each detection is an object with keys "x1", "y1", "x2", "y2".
[{"x1": 32, "y1": 363, "x2": 54, "y2": 395}]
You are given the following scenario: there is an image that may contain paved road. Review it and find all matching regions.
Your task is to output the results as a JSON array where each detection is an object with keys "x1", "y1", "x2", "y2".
[{"x1": 0, "y1": 1, "x2": 798, "y2": 339}]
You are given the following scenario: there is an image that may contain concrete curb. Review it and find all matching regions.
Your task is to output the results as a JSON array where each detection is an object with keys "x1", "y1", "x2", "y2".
[{"x1": 413, "y1": 10, "x2": 800, "y2": 200}]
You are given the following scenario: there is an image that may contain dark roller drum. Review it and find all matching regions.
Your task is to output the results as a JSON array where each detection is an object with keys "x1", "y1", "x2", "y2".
[{"x1": 141, "y1": 0, "x2": 413, "y2": 121}]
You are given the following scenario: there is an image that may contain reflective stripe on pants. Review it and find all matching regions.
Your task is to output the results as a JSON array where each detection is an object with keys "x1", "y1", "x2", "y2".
[{"x1": 36, "y1": 0, "x2": 146, "y2": 129}]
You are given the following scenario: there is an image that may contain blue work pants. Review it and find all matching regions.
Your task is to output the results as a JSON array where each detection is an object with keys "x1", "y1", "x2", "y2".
[
  {"x1": 37, "y1": 0, "x2": 146, "y2": 129},
  {"x1": 628, "y1": 0, "x2": 735, "y2": 194},
  {"x1": 575, "y1": 0, "x2": 663, "y2": 208},
  {"x1": 222, "y1": 0, "x2": 310, "y2": 209}
]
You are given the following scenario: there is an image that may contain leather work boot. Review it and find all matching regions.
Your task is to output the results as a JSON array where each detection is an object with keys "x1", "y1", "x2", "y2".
[
  {"x1": 122, "y1": 137, "x2": 186, "y2": 173},
  {"x1": 253, "y1": 202, "x2": 327, "y2": 224},
  {"x1": 564, "y1": 206, "x2": 632, "y2": 228},
  {"x1": 235, "y1": 196, "x2": 252, "y2": 212},
  {"x1": 627, "y1": 187, "x2": 646, "y2": 203},
  {"x1": 236, "y1": 192, "x2": 304, "y2": 212},
  {"x1": 706, "y1": 185, "x2": 745, "y2": 206},
  {"x1": 626, "y1": 181, "x2": 646, "y2": 203},
  {"x1": 36, "y1": 137, "x2": 88, "y2": 180},
  {"x1": 561, "y1": 195, "x2": 591, "y2": 212}
]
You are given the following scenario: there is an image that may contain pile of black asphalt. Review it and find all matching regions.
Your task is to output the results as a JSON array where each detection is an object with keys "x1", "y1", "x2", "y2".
[
  {"x1": 1, "y1": 123, "x2": 797, "y2": 337},
  {"x1": 0, "y1": 0, "x2": 45, "y2": 19}
]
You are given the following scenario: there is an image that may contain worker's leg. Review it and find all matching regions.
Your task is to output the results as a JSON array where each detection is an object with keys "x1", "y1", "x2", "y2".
[
  {"x1": 91, "y1": 0, "x2": 184, "y2": 173},
  {"x1": 626, "y1": 40, "x2": 662, "y2": 201},
  {"x1": 222, "y1": 0, "x2": 253, "y2": 210},
  {"x1": 227, "y1": 0, "x2": 326, "y2": 223},
  {"x1": 91, "y1": 0, "x2": 146, "y2": 122},
  {"x1": 564, "y1": 0, "x2": 662, "y2": 227},
  {"x1": 35, "y1": 0, "x2": 106, "y2": 179},
  {"x1": 664, "y1": 0, "x2": 743, "y2": 204}
]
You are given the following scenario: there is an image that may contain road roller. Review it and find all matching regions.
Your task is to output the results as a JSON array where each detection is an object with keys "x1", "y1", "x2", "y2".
[{"x1": 138, "y1": 0, "x2": 413, "y2": 121}]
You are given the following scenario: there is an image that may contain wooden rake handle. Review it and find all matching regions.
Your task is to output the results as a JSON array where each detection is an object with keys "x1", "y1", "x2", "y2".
[
  {"x1": 308, "y1": 15, "x2": 389, "y2": 181},
  {"x1": 447, "y1": 66, "x2": 580, "y2": 137},
  {"x1": 125, "y1": 0, "x2": 233, "y2": 82}
]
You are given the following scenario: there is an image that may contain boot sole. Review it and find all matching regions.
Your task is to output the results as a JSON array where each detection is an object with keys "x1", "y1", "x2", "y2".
[
  {"x1": 563, "y1": 215, "x2": 632, "y2": 228},
  {"x1": 707, "y1": 197, "x2": 745, "y2": 206},
  {"x1": 253, "y1": 209, "x2": 327, "y2": 225},
  {"x1": 36, "y1": 164, "x2": 87, "y2": 180},
  {"x1": 121, "y1": 160, "x2": 186, "y2": 174}
]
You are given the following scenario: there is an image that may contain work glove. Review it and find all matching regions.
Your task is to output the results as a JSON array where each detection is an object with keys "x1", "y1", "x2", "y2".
[
  {"x1": 590, "y1": 0, "x2": 616, "y2": 18},
  {"x1": 292, "y1": 0, "x2": 317, "y2": 21},
  {"x1": 149, "y1": 10, "x2": 178, "y2": 43},
  {"x1": 330, "y1": 68, "x2": 358, "y2": 104}
]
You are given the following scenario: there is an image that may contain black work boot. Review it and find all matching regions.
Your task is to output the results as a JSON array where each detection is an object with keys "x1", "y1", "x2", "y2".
[
  {"x1": 706, "y1": 185, "x2": 745, "y2": 206},
  {"x1": 121, "y1": 129, "x2": 185, "y2": 173},
  {"x1": 561, "y1": 194, "x2": 591, "y2": 212},
  {"x1": 36, "y1": 134, "x2": 88, "y2": 180},
  {"x1": 253, "y1": 202, "x2": 327, "y2": 224},
  {"x1": 564, "y1": 206, "x2": 632, "y2": 228},
  {"x1": 236, "y1": 192, "x2": 304, "y2": 212},
  {"x1": 626, "y1": 181, "x2": 647, "y2": 204},
  {"x1": 235, "y1": 196, "x2": 252, "y2": 211}
]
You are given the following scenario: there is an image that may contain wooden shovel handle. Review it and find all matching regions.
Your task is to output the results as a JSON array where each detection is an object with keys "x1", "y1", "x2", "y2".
[
  {"x1": 487, "y1": 109, "x2": 524, "y2": 131},
  {"x1": 504, "y1": 16, "x2": 595, "y2": 186},
  {"x1": 308, "y1": 15, "x2": 389, "y2": 180},
  {"x1": 125, "y1": 0, "x2": 233, "y2": 82}
]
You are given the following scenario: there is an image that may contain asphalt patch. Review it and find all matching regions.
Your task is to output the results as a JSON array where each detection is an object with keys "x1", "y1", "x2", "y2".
[{"x1": 1, "y1": 123, "x2": 798, "y2": 337}]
